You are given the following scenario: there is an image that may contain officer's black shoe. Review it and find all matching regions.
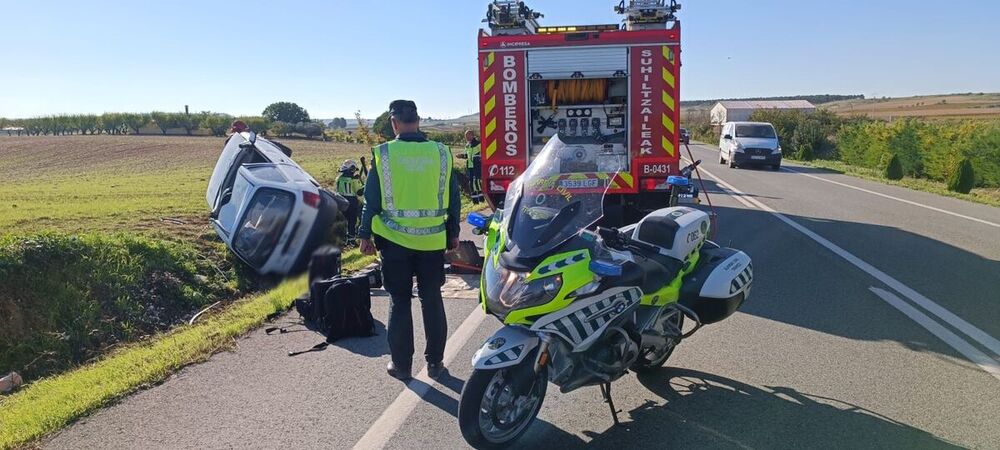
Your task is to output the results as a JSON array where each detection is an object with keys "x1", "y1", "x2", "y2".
[
  {"x1": 387, "y1": 362, "x2": 412, "y2": 381},
  {"x1": 427, "y1": 362, "x2": 446, "y2": 379}
]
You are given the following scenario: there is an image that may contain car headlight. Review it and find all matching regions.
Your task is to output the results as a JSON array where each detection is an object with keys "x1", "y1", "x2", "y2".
[
  {"x1": 483, "y1": 258, "x2": 563, "y2": 319},
  {"x1": 774, "y1": 145, "x2": 782, "y2": 154},
  {"x1": 733, "y1": 142, "x2": 744, "y2": 152}
]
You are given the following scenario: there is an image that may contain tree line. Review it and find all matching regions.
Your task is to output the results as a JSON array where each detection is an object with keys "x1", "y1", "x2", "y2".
[{"x1": 1, "y1": 102, "x2": 350, "y2": 139}]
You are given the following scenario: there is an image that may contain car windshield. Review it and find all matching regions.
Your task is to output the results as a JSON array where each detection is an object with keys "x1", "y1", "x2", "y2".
[
  {"x1": 505, "y1": 135, "x2": 617, "y2": 259},
  {"x1": 736, "y1": 124, "x2": 776, "y2": 138},
  {"x1": 232, "y1": 188, "x2": 295, "y2": 268}
]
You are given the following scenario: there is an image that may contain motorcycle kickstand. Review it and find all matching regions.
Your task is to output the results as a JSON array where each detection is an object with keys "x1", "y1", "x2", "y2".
[{"x1": 599, "y1": 382, "x2": 627, "y2": 428}]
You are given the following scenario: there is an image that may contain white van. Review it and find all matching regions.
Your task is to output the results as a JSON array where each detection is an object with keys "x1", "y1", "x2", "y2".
[
  {"x1": 207, "y1": 132, "x2": 346, "y2": 275},
  {"x1": 718, "y1": 122, "x2": 782, "y2": 170}
]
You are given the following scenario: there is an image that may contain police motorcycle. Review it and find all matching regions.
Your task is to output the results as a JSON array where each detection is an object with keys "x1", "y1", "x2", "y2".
[{"x1": 458, "y1": 136, "x2": 753, "y2": 448}]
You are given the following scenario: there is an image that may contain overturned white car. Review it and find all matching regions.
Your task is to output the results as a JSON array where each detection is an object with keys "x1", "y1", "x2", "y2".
[{"x1": 207, "y1": 132, "x2": 347, "y2": 275}]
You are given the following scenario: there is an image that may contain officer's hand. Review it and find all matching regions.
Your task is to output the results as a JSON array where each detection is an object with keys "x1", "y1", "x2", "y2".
[
  {"x1": 448, "y1": 237, "x2": 460, "y2": 251},
  {"x1": 360, "y1": 239, "x2": 377, "y2": 256}
]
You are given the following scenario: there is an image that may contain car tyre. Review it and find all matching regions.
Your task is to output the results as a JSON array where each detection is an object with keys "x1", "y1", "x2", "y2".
[{"x1": 718, "y1": 152, "x2": 726, "y2": 165}]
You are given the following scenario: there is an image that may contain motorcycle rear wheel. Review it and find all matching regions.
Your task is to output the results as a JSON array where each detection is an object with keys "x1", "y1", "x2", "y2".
[{"x1": 459, "y1": 365, "x2": 548, "y2": 449}]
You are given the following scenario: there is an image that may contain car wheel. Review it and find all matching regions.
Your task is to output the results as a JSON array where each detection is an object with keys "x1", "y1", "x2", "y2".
[
  {"x1": 718, "y1": 152, "x2": 726, "y2": 165},
  {"x1": 729, "y1": 157, "x2": 737, "y2": 169}
]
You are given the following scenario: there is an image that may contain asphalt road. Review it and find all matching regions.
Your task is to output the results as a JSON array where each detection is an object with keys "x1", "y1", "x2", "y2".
[{"x1": 46, "y1": 143, "x2": 1000, "y2": 449}]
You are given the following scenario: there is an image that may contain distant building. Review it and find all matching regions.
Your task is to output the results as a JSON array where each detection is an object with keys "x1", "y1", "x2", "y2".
[{"x1": 710, "y1": 100, "x2": 816, "y2": 125}]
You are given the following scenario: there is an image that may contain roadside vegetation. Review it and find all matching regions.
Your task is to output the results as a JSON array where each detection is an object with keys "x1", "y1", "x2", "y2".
[
  {"x1": 685, "y1": 101, "x2": 1000, "y2": 203},
  {"x1": 0, "y1": 136, "x2": 371, "y2": 381},
  {"x1": 0, "y1": 133, "x2": 384, "y2": 447}
]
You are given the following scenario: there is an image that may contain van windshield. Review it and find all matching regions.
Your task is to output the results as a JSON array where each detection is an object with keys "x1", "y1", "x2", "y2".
[{"x1": 736, "y1": 125, "x2": 776, "y2": 139}]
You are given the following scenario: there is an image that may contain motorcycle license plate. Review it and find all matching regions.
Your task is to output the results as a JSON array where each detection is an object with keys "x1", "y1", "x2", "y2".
[
  {"x1": 559, "y1": 178, "x2": 600, "y2": 189},
  {"x1": 751, "y1": 155, "x2": 766, "y2": 160}
]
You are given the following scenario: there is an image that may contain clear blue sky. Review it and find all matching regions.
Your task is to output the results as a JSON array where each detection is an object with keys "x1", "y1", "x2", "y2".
[{"x1": 1, "y1": 0, "x2": 997, "y2": 119}]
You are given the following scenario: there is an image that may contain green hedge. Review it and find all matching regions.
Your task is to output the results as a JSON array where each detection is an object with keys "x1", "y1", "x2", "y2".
[{"x1": 838, "y1": 119, "x2": 1000, "y2": 187}]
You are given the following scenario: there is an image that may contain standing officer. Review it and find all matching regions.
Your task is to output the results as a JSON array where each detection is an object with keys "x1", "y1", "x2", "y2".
[
  {"x1": 359, "y1": 100, "x2": 460, "y2": 381},
  {"x1": 463, "y1": 130, "x2": 484, "y2": 204},
  {"x1": 336, "y1": 160, "x2": 364, "y2": 239}
]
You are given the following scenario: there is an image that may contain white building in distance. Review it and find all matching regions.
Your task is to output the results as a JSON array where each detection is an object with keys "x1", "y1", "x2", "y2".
[{"x1": 711, "y1": 100, "x2": 816, "y2": 125}]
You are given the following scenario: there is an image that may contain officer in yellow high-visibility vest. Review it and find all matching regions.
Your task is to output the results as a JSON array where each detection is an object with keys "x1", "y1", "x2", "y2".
[
  {"x1": 335, "y1": 160, "x2": 364, "y2": 239},
  {"x1": 462, "y1": 130, "x2": 484, "y2": 204},
  {"x1": 359, "y1": 100, "x2": 460, "y2": 381}
]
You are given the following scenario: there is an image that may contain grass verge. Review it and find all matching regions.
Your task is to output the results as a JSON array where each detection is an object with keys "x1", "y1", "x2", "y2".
[
  {"x1": 0, "y1": 249, "x2": 374, "y2": 450},
  {"x1": 789, "y1": 158, "x2": 1000, "y2": 208}
]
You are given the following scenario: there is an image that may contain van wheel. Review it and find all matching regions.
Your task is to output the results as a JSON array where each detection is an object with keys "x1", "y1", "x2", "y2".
[
  {"x1": 729, "y1": 159, "x2": 737, "y2": 169},
  {"x1": 718, "y1": 153, "x2": 726, "y2": 165}
]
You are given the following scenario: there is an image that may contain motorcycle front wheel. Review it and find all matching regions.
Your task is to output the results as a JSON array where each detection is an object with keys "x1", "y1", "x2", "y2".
[{"x1": 458, "y1": 364, "x2": 548, "y2": 449}]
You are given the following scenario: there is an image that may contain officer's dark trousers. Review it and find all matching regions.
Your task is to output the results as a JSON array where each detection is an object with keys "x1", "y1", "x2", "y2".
[
  {"x1": 344, "y1": 197, "x2": 360, "y2": 237},
  {"x1": 467, "y1": 161, "x2": 483, "y2": 203},
  {"x1": 375, "y1": 236, "x2": 447, "y2": 369}
]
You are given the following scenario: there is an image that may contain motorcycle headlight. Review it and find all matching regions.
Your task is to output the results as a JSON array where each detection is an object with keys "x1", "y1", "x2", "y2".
[{"x1": 483, "y1": 258, "x2": 563, "y2": 319}]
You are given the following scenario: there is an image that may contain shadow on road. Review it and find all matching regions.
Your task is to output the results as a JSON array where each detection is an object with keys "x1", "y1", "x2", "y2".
[
  {"x1": 331, "y1": 319, "x2": 389, "y2": 357},
  {"x1": 623, "y1": 369, "x2": 961, "y2": 449},
  {"x1": 519, "y1": 370, "x2": 961, "y2": 449},
  {"x1": 405, "y1": 371, "x2": 466, "y2": 419}
]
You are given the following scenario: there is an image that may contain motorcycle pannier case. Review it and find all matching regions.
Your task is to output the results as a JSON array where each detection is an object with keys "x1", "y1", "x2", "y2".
[{"x1": 679, "y1": 246, "x2": 753, "y2": 324}]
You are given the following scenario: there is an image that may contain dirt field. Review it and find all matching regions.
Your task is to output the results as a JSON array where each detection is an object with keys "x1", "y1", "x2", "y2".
[
  {"x1": 822, "y1": 93, "x2": 1000, "y2": 120},
  {"x1": 0, "y1": 135, "x2": 369, "y2": 233}
]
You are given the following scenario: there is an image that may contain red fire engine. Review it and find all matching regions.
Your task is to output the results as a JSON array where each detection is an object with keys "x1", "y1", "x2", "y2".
[{"x1": 478, "y1": 0, "x2": 684, "y2": 222}]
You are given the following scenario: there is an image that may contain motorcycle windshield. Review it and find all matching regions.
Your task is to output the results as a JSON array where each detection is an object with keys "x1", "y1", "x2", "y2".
[{"x1": 506, "y1": 136, "x2": 619, "y2": 259}]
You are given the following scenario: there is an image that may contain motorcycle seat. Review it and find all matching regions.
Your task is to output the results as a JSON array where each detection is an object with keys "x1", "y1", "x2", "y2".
[{"x1": 621, "y1": 253, "x2": 677, "y2": 294}]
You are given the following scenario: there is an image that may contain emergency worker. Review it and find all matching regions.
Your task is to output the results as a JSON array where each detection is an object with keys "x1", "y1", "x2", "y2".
[
  {"x1": 358, "y1": 100, "x2": 461, "y2": 381},
  {"x1": 336, "y1": 160, "x2": 364, "y2": 239}
]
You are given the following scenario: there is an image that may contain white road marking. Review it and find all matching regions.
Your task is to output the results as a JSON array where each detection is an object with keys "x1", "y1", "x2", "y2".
[
  {"x1": 694, "y1": 163, "x2": 1000, "y2": 364},
  {"x1": 353, "y1": 307, "x2": 487, "y2": 450},
  {"x1": 869, "y1": 288, "x2": 1000, "y2": 382},
  {"x1": 781, "y1": 166, "x2": 1000, "y2": 229}
]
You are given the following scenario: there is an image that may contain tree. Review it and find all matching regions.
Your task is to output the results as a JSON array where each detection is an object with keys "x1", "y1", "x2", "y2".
[
  {"x1": 354, "y1": 110, "x2": 374, "y2": 145},
  {"x1": 238, "y1": 116, "x2": 271, "y2": 136},
  {"x1": 200, "y1": 113, "x2": 233, "y2": 137},
  {"x1": 150, "y1": 112, "x2": 180, "y2": 135},
  {"x1": 372, "y1": 110, "x2": 394, "y2": 141},
  {"x1": 329, "y1": 117, "x2": 347, "y2": 129},
  {"x1": 294, "y1": 121, "x2": 324, "y2": 138},
  {"x1": 884, "y1": 154, "x2": 904, "y2": 180},
  {"x1": 262, "y1": 102, "x2": 310, "y2": 125},
  {"x1": 99, "y1": 113, "x2": 118, "y2": 135},
  {"x1": 123, "y1": 113, "x2": 150, "y2": 134},
  {"x1": 947, "y1": 158, "x2": 975, "y2": 194},
  {"x1": 270, "y1": 121, "x2": 293, "y2": 137}
]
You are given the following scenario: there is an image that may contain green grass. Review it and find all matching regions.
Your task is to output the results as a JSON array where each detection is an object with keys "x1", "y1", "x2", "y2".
[
  {"x1": 790, "y1": 158, "x2": 1000, "y2": 207},
  {"x1": 0, "y1": 252, "x2": 374, "y2": 450},
  {"x1": 0, "y1": 233, "x2": 256, "y2": 382}
]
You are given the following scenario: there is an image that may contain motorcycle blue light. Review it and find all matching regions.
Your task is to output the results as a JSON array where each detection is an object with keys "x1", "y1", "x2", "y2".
[
  {"x1": 589, "y1": 260, "x2": 623, "y2": 277},
  {"x1": 667, "y1": 176, "x2": 690, "y2": 187},
  {"x1": 467, "y1": 212, "x2": 489, "y2": 229}
]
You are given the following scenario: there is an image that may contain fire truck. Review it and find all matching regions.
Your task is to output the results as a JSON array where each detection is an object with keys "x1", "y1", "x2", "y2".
[{"x1": 477, "y1": 0, "x2": 685, "y2": 222}]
